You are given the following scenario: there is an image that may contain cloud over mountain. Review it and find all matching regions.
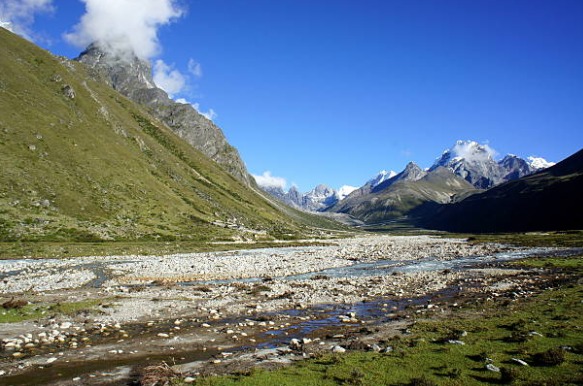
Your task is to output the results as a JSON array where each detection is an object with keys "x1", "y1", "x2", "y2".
[
  {"x1": 153, "y1": 59, "x2": 187, "y2": 96},
  {"x1": 0, "y1": 0, "x2": 54, "y2": 40},
  {"x1": 253, "y1": 171, "x2": 287, "y2": 189},
  {"x1": 450, "y1": 140, "x2": 496, "y2": 162},
  {"x1": 64, "y1": 0, "x2": 183, "y2": 60}
]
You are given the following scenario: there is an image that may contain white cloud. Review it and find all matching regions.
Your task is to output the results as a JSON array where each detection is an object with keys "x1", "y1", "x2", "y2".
[
  {"x1": 64, "y1": 0, "x2": 184, "y2": 60},
  {"x1": 175, "y1": 99, "x2": 218, "y2": 121},
  {"x1": 153, "y1": 59, "x2": 187, "y2": 96},
  {"x1": 192, "y1": 102, "x2": 217, "y2": 121},
  {"x1": 188, "y1": 59, "x2": 202, "y2": 78},
  {"x1": 451, "y1": 140, "x2": 497, "y2": 162},
  {"x1": 0, "y1": 0, "x2": 54, "y2": 40},
  {"x1": 253, "y1": 171, "x2": 287, "y2": 189},
  {"x1": 336, "y1": 185, "x2": 358, "y2": 200}
]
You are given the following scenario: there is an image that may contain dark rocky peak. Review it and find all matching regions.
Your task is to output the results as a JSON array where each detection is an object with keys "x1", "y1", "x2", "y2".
[
  {"x1": 302, "y1": 184, "x2": 338, "y2": 212},
  {"x1": 400, "y1": 161, "x2": 427, "y2": 181},
  {"x1": 308, "y1": 184, "x2": 335, "y2": 197},
  {"x1": 498, "y1": 154, "x2": 532, "y2": 181},
  {"x1": 430, "y1": 140, "x2": 503, "y2": 189},
  {"x1": 287, "y1": 186, "x2": 303, "y2": 205},
  {"x1": 74, "y1": 43, "x2": 251, "y2": 185},
  {"x1": 372, "y1": 161, "x2": 426, "y2": 193},
  {"x1": 76, "y1": 43, "x2": 157, "y2": 96}
]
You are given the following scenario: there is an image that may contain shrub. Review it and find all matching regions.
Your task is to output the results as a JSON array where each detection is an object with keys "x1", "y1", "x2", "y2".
[
  {"x1": 500, "y1": 367, "x2": 520, "y2": 384},
  {"x1": 533, "y1": 348, "x2": 565, "y2": 366}
]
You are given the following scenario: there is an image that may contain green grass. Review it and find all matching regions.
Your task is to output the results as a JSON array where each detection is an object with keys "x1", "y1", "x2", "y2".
[
  {"x1": 190, "y1": 256, "x2": 583, "y2": 385},
  {"x1": 461, "y1": 230, "x2": 583, "y2": 248},
  {"x1": 0, "y1": 239, "x2": 337, "y2": 259},
  {"x1": 0, "y1": 299, "x2": 102, "y2": 323},
  {"x1": 0, "y1": 27, "x2": 351, "y2": 254}
]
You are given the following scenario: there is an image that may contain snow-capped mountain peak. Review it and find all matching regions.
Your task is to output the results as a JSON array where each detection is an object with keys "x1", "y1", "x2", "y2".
[
  {"x1": 367, "y1": 170, "x2": 397, "y2": 188},
  {"x1": 527, "y1": 156, "x2": 555, "y2": 170},
  {"x1": 434, "y1": 140, "x2": 496, "y2": 168},
  {"x1": 431, "y1": 140, "x2": 502, "y2": 189},
  {"x1": 336, "y1": 185, "x2": 358, "y2": 200}
]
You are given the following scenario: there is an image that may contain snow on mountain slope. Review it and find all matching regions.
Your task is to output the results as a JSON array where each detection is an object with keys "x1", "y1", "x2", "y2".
[
  {"x1": 431, "y1": 140, "x2": 555, "y2": 189},
  {"x1": 527, "y1": 156, "x2": 556, "y2": 170},
  {"x1": 336, "y1": 185, "x2": 358, "y2": 200}
]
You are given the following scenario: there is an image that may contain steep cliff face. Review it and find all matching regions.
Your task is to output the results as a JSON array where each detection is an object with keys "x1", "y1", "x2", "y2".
[{"x1": 76, "y1": 43, "x2": 251, "y2": 185}]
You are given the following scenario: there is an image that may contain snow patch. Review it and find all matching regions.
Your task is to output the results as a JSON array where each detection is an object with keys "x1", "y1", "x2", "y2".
[
  {"x1": 336, "y1": 185, "x2": 358, "y2": 200},
  {"x1": 527, "y1": 156, "x2": 555, "y2": 170}
]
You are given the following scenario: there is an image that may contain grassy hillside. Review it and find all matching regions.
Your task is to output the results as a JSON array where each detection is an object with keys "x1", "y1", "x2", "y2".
[{"x1": 0, "y1": 28, "x2": 347, "y2": 253}]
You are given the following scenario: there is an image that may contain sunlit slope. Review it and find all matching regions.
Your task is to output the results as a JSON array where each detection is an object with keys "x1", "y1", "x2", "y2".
[{"x1": 0, "y1": 28, "x2": 343, "y2": 242}]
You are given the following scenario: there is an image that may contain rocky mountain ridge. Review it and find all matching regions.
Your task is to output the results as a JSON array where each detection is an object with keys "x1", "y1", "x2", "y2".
[
  {"x1": 430, "y1": 140, "x2": 554, "y2": 189},
  {"x1": 76, "y1": 43, "x2": 251, "y2": 185},
  {"x1": 416, "y1": 148, "x2": 583, "y2": 232},
  {"x1": 328, "y1": 165, "x2": 476, "y2": 223},
  {"x1": 257, "y1": 140, "x2": 553, "y2": 215},
  {"x1": 0, "y1": 27, "x2": 345, "y2": 244}
]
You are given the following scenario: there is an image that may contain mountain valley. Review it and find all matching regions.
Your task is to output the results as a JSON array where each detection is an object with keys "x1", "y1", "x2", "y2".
[
  {"x1": 0, "y1": 28, "x2": 347, "y2": 252},
  {"x1": 1, "y1": 20, "x2": 582, "y2": 386}
]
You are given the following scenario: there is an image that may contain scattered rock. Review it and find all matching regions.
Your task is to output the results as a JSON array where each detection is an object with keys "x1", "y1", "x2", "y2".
[
  {"x1": 289, "y1": 338, "x2": 302, "y2": 350},
  {"x1": 511, "y1": 358, "x2": 529, "y2": 366},
  {"x1": 62, "y1": 85, "x2": 76, "y2": 99},
  {"x1": 485, "y1": 363, "x2": 500, "y2": 372},
  {"x1": 332, "y1": 345, "x2": 346, "y2": 353}
]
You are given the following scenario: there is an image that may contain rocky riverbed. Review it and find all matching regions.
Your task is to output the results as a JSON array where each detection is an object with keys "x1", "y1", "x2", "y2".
[{"x1": 0, "y1": 235, "x2": 571, "y2": 385}]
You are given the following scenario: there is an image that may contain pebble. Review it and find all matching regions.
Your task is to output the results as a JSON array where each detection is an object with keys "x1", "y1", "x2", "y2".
[
  {"x1": 332, "y1": 345, "x2": 346, "y2": 353},
  {"x1": 485, "y1": 364, "x2": 500, "y2": 372}
]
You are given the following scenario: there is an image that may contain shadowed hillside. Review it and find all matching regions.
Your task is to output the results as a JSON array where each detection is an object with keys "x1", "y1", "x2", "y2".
[{"x1": 414, "y1": 148, "x2": 583, "y2": 232}]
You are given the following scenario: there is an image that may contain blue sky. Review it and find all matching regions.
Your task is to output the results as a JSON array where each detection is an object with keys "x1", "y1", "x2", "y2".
[{"x1": 2, "y1": 0, "x2": 582, "y2": 192}]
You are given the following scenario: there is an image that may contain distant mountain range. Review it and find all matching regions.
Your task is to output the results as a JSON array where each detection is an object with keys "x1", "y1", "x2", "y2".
[
  {"x1": 257, "y1": 140, "x2": 555, "y2": 221},
  {"x1": 430, "y1": 140, "x2": 554, "y2": 189},
  {"x1": 415, "y1": 148, "x2": 583, "y2": 232}
]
